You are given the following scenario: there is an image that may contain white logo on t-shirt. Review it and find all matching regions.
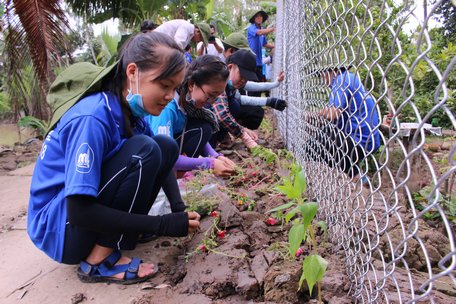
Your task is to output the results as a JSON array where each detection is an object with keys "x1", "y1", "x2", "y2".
[
  {"x1": 76, "y1": 143, "x2": 94, "y2": 173},
  {"x1": 157, "y1": 123, "x2": 171, "y2": 136}
]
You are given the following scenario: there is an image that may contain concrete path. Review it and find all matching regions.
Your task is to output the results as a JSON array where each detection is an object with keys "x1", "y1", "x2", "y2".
[{"x1": 0, "y1": 164, "x2": 161, "y2": 304}]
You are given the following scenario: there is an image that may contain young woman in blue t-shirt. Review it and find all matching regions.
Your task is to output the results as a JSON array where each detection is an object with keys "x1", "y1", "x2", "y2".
[
  {"x1": 146, "y1": 55, "x2": 235, "y2": 177},
  {"x1": 27, "y1": 31, "x2": 201, "y2": 284}
]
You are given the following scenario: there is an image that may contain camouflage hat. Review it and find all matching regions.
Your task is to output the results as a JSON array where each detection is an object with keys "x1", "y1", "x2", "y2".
[
  {"x1": 222, "y1": 32, "x2": 251, "y2": 50},
  {"x1": 195, "y1": 22, "x2": 210, "y2": 46}
]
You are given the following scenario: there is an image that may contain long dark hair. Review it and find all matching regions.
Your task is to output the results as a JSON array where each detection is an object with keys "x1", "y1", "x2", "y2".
[
  {"x1": 178, "y1": 55, "x2": 229, "y2": 106},
  {"x1": 104, "y1": 31, "x2": 185, "y2": 137}
]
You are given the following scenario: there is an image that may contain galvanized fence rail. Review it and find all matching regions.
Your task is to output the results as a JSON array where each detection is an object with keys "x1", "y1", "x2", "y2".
[{"x1": 272, "y1": 0, "x2": 456, "y2": 303}]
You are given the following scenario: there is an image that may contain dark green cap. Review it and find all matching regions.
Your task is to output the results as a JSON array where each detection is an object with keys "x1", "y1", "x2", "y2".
[
  {"x1": 47, "y1": 61, "x2": 118, "y2": 134},
  {"x1": 195, "y1": 22, "x2": 210, "y2": 46},
  {"x1": 222, "y1": 32, "x2": 251, "y2": 50}
]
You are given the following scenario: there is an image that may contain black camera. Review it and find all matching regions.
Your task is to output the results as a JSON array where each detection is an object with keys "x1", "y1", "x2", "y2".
[{"x1": 208, "y1": 35, "x2": 216, "y2": 43}]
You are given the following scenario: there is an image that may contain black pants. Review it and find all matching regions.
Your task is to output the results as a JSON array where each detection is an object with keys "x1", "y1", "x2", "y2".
[
  {"x1": 238, "y1": 105, "x2": 264, "y2": 130},
  {"x1": 305, "y1": 125, "x2": 366, "y2": 178},
  {"x1": 61, "y1": 134, "x2": 178, "y2": 264},
  {"x1": 175, "y1": 118, "x2": 213, "y2": 157}
]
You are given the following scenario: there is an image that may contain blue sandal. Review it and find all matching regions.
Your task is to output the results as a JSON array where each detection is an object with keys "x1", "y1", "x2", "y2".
[{"x1": 77, "y1": 250, "x2": 159, "y2": 285}]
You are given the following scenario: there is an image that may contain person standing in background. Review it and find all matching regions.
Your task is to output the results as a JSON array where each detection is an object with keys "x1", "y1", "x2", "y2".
[
  {"x1": 197, "y1": 24, "x2": 224, "y2": 59},
  {"x1": 184, "y1": 45, "x2": 193, "y2": 63},
  {"x1": 246, "y1": 10, "x2": 275, "y2": 97}
]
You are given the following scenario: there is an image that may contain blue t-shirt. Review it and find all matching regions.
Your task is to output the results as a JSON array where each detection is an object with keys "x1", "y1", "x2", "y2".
[
  {"x1": 329, "y1": 71, "x2": 381, "y2": 153},
  {"x1": 145, "y1": 99, "x2": 186, "y2": 138},
  {"x1": 185, "y1": 52, "x2": 193, "y2": 63},
  {"x1": 27, "y1": 92, "x2": 150, "y2": 262},
  {"x1": 247, "y1": 23, "x2": 267, "y2": 67}
]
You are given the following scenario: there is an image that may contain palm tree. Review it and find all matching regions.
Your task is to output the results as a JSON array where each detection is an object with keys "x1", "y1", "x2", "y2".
[
  {"x1": 66, "y1": 0, "x2": 169, "y2": 29},
  {"x1": 2, "y1": 0, "x2": 70, "y2": 120}
]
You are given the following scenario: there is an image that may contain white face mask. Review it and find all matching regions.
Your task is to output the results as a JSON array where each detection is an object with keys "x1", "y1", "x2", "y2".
[{"x1": 126, "y1": 70, "x2": 148, "y2": 118}]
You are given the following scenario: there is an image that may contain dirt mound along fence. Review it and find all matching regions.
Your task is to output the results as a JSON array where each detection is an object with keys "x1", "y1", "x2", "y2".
[{"x1": 272, "y1": 0, "x2": 456, "y2": 303}]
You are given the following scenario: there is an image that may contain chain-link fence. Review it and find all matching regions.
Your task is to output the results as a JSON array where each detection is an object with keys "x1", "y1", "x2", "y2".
[{"x1": 272, "y1": 0, "x2": 456, "y2": 303}]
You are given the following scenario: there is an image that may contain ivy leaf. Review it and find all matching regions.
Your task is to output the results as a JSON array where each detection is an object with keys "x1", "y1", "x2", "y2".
[
  {"x1": 299, "y1": 254, "x2": 328, "y2": 294},
  {"x1": 288, "y1": 223, "x2": 305, "y2": 256},
  {"x1": 299, "y1": 202, "x2": 318, "y2": 231}
]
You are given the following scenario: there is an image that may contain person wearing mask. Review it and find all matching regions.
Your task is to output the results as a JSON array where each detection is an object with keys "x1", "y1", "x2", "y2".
[
  {"x1": 210, "y1": 49, "x2": 285, "y2": 150},
  {"x1": 146, "y1": 55, "x2": 235, "y2": 177},
  {"x1": 27, "y1": 31, "x2": 200, "y2": 285},
  {"x1": 217, "y1": 33, "x2": 286, "y2": 146}
]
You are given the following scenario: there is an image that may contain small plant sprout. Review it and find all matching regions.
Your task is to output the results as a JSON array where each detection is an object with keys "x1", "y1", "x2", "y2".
[
  {"x1": 251, "y1": 146, "x2": 278, "y2": 164},
  {"x1": 185, "y1": 210, "x2": 244, "y2": 261},
  {"x1": 267, "y1": 162, "x2": 328, "y2": 303}
]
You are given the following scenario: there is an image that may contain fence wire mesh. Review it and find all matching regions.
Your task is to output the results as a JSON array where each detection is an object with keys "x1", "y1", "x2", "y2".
[{"x1": 272, "y1": 0, "x2": 456, "y2": 303}]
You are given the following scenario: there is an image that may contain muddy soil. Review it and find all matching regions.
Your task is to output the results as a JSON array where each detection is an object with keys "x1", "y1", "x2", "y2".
[
  {"x1": 1, "y1": 111, "x2": 455, "y2": 304},
  {"x1": 0, "y1": 139, "x2": 42, "y2": 175}
]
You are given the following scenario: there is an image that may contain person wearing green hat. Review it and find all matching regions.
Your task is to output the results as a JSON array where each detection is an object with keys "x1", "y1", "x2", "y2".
[
  {"x1": 196, "y1": 24, "x2": 224, "y2": 59},
  {"x1": 27, "y1": 31, "x2": 201, "y2": 285},
  {"x1": 219, "y1": 32, "x2": 286, "y2": 134},
  {"x1": 155, "y1": 19, "x2": 210, "y2": 49},
  {"x1": 221, "y1": 32, "x2": 251, "y2": 61},
  {"x1": 247, "y1": 10, "x2": 275, "y2": 97}
]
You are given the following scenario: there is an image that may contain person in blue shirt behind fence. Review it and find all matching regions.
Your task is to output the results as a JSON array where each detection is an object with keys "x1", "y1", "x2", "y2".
[
  {"x1": 246, "y1": 10, "x2": 275, "y2": 97},
  {"x1": 315, "y1": 66, "x2": 381, "y2": 182},
  {"x1": 27, "y1": 31, "x2": 201, "y2": 285},
  {"x1": 145, "y1": 55, "x2": 236, "y2": 177}
]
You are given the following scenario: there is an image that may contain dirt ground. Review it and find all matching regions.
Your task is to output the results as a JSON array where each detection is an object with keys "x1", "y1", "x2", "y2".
[{"x1": 1, "y1": 112, "x2": 455, "y2": 304}]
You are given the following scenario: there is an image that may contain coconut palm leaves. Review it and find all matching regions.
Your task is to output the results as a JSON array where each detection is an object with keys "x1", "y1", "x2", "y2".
[
  {"x1": 3, "y1": 0, "x2": 69, "y2": 120},
  {"x1": 66, "y1": 0, "x2": 169, "y2": 28}
]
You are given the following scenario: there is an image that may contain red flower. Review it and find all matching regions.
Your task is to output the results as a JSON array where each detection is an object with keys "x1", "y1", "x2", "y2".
[
  {"x1": 199, "y1": 245, "x2": 207, "y2": 252},
  {"x1": 210, "y1": 211, "x2": 218, "y2": 217},
  {"x1": 295, "y1": 247, "x2": 304, "y2": 257},
  {"x1": 266, "y1": 217, "x2": 277, "y2": 226},
  {"x1": 217, "y1": 230, "x2": 226, "y2": 238}
]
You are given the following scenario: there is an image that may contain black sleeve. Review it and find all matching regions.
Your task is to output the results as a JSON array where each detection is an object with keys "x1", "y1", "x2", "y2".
[
  {"x1": 161, "y1": 171, "x2": 187, "y2": 213},
  {"x1": 66, "y1": 195, "x2": 189, "y2": 237}
]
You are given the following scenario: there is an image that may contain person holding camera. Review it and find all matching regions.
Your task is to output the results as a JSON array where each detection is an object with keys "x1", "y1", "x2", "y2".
[{"x1": 197, "y1": 24, "x2": 224, "y2": 59}]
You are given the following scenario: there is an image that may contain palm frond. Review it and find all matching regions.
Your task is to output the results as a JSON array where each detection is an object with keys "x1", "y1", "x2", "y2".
[
  {"x1": 4, "y1": 0, "x2": 69, "y2": 120},
  {"x1": 8, "y1": 0, "x2": 69, "y2": 92},
  {"x1": 67, "y1": 0, "x2": 169, "y2": 28}
]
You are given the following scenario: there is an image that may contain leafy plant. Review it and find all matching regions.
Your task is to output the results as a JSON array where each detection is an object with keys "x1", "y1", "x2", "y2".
[
  {"x1": 0, "y1": 91, "x2": 11, "y2": 115},
  {"x1": 260, "y1": 116, "x2": 273, "y2": 137},
  {"x1": 17, "y1": 116, "x2": 48, "y2": 138},
  {"x1": 268, "y1": 164, "x2": 328, "y2": 302},
  {"x1": 251, "y1": 145, "x2": 278, "y2": 164}
]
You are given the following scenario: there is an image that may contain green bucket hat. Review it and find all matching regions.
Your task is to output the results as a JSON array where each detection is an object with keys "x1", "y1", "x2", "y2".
[
  {"x1": 222, "y1": 32, "x2": 251, "y2": 50},
  {"x1": 47, "y1": 61, "x2": 118, "y2": 134},
  {"x1": 195, "y1": 22, "x2": 210, "y2": 46}
]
